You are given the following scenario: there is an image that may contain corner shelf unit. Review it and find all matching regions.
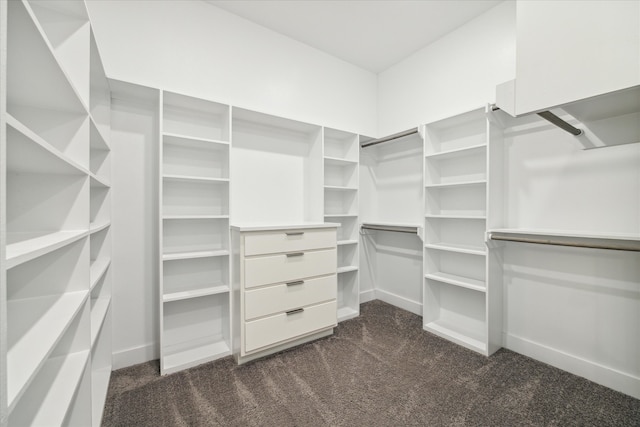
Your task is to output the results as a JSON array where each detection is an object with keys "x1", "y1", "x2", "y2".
[
  {"x1": 422, "y1": 107, "x2": 501, "y2": 356},
  {"x1": 1, "y1": 1, "x2": 112, "y2": 426},
  {"x1": 159, "y1": 91, "x2": 232, "y2": 375},
  {"x1": 323, "y1": 128, "x2": 360, "y2": 322}
]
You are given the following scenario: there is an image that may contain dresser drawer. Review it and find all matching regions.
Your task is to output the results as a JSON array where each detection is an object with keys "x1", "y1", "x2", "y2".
[
  {"x1": 244, "y1": 248, "x2": 336, "y2": 288},
  {"x1": 244, "y1": 229, "x2": 336, "y2": 256},
  {"x1": 244, "y1": 275, "x2": 336, "y2": 320},
  {"x1": 244, "y1": 300, "x2": 337, "y2": 353}
]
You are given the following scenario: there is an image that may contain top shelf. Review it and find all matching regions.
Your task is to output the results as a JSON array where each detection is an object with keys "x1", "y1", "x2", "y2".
[{"x1": 163, "y1": 91, "x2": 230, "y2": 142}]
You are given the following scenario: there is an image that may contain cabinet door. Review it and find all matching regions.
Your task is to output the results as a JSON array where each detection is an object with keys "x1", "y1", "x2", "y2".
[{"x1": 515, "y1": 0, "x2": 640, "y2": 115}]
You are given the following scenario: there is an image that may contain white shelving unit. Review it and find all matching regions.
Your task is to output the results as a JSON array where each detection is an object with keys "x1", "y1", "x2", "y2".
[
  {"x1": 423, "y1": 107, "x2": 501, "y2": 356},
  {"x1": 0, "y1": 1, "x2": 112, "y2": 426},
  {"x1": 159, "y1": 91, "x2": 232, "y2": 375},
  {"x1": 324, "y1": 128, "x2": 360, "y2": 322}
]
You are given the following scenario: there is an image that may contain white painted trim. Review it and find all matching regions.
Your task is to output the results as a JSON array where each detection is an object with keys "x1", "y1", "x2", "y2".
[
  {"x1": 359, "y1": 289, "x2": 376, "y2": 304},
  {"x1": 374, "y1": 289, "x2": 422, "y2": 316},
  {"x1": 505, "y1": 333, "x2": 640, "y2": 400},
  {"x1": 112, "y1": 343, "x2": 158, "y2": 370}
]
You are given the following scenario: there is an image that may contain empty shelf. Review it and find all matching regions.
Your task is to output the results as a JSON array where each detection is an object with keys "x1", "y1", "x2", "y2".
[
  {"x1": 162, "y1": 249, "x2": 230, "y2": 261},
  {"x1": 423, "y1": 319, "x2": 486, "y2": 354},
  {"x1": 163, "y1": 284, "x2": 230, "y2": 303},
  {"x1": 337, "y1": 240, "x2": 359, "y2": 246},
  {"x1": 7, "y1": 291, "x2": 89, "y2": 408},
  {"x1": 425, "y1": 143, "x2": 486, "y2": 160},
  {"x1": 425, "y1": 272, "x2": 486, "y2": 292},
  {"x1": 425, "y1": 180, "x2": 487, "y2": 189},
  {"x1": 337, "y1": 266, "x2": 359, "y2": 274},
  {"x1": 162, "y1": 339, "x2": 231, "y2": 375},
  {"x1": 425, "y1": 243, "x2": 486, "y2": 256},
  {"x1": 324, "y1": 156, "x2": 358, "y2": 166},
  {"x1": 163, "y1": 174, "x2": 229, "y2": 183},
  {"x1": 163, "y1": 131, "x2": 229, "y2": 146},
  {"x1": 7, "y1": 230, "x2": 88, "y2": 269},
  {"x1": 90, "y1": 258, "x2": 111, "y2": 291},
  {"x1": 337, "y1": 306, "x2": 359, "y2": 322}
]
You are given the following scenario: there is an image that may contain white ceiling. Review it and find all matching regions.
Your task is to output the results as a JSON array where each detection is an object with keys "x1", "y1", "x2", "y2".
[{"x1": 206, "y1": 0, "x2": 502, "y2": 73}]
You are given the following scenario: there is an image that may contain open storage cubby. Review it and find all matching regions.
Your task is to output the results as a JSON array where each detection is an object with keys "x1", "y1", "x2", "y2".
[
  {"x1": 162, "y1": 294, "x2": 231, "y2": 375},
  {"x1": 163, "y1": 256, "x2": 229, "y2": 302},
  {"x1": 323, "y1": 128, "x2": 360, "y2": 321},
  {"x1": 423, "y1": 107, "x2": 497, "y2": 356},
  {"x1": 231, "y1": 108, "x2": 323, "y2": 224},
  {"x1": 159, "y1": 90, "x2": 231, "y2": 375},
  {"x1": 162, "y1": 178, "x2": 229, "y2": 217},
  {"x1": 423, "y1": 279, "x2": 487, "y2": 354}
]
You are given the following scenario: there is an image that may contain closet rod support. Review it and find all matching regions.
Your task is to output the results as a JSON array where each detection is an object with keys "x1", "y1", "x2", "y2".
[
  {"x1": 536, "y1": 111, "x2": 583, "y2": 136},
  {"x1": 360, "y1": 128, "x2": 418, "y2": 148},
  {"x1": 491, "y1": 105, "x2": 583, "y2": 137}
]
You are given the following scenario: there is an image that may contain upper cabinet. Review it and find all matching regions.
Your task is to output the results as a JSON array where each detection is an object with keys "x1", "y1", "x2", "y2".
[{"x1": 515, "y1": 0, "x2": 640, "y2": 115}]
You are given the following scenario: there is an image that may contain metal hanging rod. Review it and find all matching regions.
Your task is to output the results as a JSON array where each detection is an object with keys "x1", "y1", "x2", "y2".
[
  {"x1": 536, "y1": 111, "x2": 583, "y2": 136},
  {"x1": 361, "y1": 224, "x2": 419, "y2": 234},
  {"x1": 360, "y1": 128, "x2": 418, "y2": 148},
  {"x1": 489, "y1": 233, "x2": 640, "y2": 252},
  {"x1": 491, "y1": 106, "x2": 583, "y2": 136}
]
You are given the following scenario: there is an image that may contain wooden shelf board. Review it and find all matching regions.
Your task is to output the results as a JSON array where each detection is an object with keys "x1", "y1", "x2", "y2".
[
  {"x1": 425, "y1": 214, "x2": 486, "y2": 220},
  {"x1": 162, "y1": 249, "x2": 230, "y2": 261},
  {"x1": 337, "y1": 306, "x2": 359, "y2": 322},
  {"x1": 324, "y1": 185, "x2": 358, "y2": 191},
  {"x1": 324, "y1": 156, "x2": 358, "y2": 166},
  {"x1": 90, "y1": 221, "x2": 110, "y2": 234},
  {"x1": 163, "y1": 215, "x2": 229, "y2": 220},
  {"x1": 163, "y1": 285, "x2": 230, "y2": 303},
  {"x1": 337, "y1": 240, "x2": 358, "y2": 246},
  {"x1": 90, "y1": 258, "x2": 111, "y2": 291},
  {"x1": 11, "y1": 350, "x2": 90, "y2": 426},
  {"x1": 90, "y1": 298, "x2": 111, "y2": 348},
  {"x1": 163, "y1": 174, "x2": 229, "y2": 183},
  {"x1": 424, "y1": 143, "x2": 486, "y2": 160},
  {"x1": 425, "y1": 243, "x2": 486, "y2": 256},
  {"x1": 162, "y1": 132, "x2": 230, "y2": 147},
  {"x1": 6, "y1": 230, "x2": 88, "y2": 269},
  {"x1": 7, "y1": 114, "x2": 89, "y2": 176},
  {"x1": 425, "y1": 180, "x2": 487, "y2": 189},
  {"x1": 162, "y1": 339, "x2": 231, "y2": 375},
  {"x1": 423, "y1": 319, "x2": 486, "y2": 354},
  {"x1": 7, "y1": 291, "x2": 89, "y2": 409},
  {"x1": 337, "y1": 266, "x2": 359, "y2": 274},
  {"x1": 425, "y1": 272, "x2": 486, "y2": 293}
]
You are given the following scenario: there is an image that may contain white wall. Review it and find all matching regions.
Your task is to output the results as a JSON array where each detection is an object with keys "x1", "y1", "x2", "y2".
[
  {"x1": 86, "y1": 0, "x2": 377, "y2": 136},
  {"x1": 377, "y1": 1, "x2": 516, "y2": 135}
]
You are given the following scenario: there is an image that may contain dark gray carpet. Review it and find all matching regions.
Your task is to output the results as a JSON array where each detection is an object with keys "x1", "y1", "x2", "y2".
[{"x1": 103, "y1": 300, "x2": 640, "y2": 426}]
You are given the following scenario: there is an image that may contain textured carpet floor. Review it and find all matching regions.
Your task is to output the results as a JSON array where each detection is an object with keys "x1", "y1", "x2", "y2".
[{"x1": 103, "y1": 300, "x2": 640, "y2": 426}]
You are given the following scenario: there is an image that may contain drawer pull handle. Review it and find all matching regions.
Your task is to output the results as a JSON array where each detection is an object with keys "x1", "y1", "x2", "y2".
[
  {"x1": 286, "y1": 308, "x2": 304, "y2": 315},
  {"x1": 286, "y1": 252, "x2": 304, "y2": 257},
  {"x1": 286, "y1": 231, "x2": 304, "y2": 236},
  {"x1": 287, "y1": 280, "x2": 304, "y2": 286}
]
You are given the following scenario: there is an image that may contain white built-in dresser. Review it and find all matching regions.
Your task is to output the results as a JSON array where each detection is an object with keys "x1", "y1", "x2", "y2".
[{"x1": 231, "y1": 224, "x2": 339, "y2": 364}]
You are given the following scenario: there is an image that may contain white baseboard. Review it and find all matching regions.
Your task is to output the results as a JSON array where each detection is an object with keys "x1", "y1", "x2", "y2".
[
  {"x1": 505, "y1": 333, "x2": 640, "y2": 400},
  {"x1": 359, "y1": 289, "x2": 376, "y2": 303},
  {"x1": 374, "y1": 289, "x2": 422, "y2": 316},
  {"x1": 112, "y1": 343, "x2": 158, "y2": 370}
]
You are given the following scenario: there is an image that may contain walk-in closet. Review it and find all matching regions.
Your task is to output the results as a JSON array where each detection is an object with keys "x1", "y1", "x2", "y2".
[{"x1": 1, "y1": 0, "x2": 639, "y2": 425}]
